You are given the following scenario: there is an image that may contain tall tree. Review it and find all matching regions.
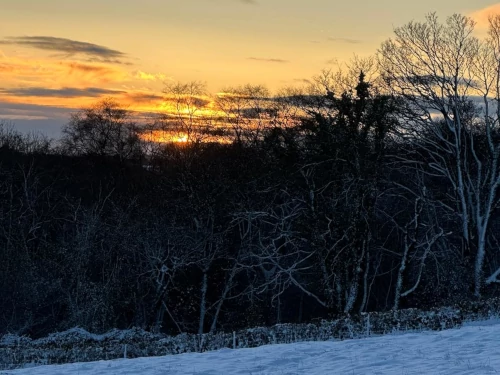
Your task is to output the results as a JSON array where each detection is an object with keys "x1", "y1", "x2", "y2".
[
  {"x1": 62, "y1": 98, "x2": 142, "y2": 160},
  {"x1": 379, "y1": 13, "x2": 500, "y2": 296}
]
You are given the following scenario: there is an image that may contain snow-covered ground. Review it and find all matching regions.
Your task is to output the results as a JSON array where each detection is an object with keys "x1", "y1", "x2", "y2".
[{"x1": 3, "y1": 320, "x2": 500, "y2": 375}]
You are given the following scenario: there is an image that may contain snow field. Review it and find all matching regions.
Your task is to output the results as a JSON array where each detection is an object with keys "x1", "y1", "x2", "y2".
[{"x1": 3, "y1": 320, "x2": 500, "y2": 375}]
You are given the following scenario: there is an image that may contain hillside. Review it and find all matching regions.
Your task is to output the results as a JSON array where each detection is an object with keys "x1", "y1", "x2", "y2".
[{"x1": 4, "y1": 320, "x2": 499, "y2": 375}]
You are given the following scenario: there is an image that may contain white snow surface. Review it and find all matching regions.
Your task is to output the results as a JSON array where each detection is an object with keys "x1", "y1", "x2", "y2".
[{"x1": 4, "y1": 320, "x2": 500, "y2": 375}]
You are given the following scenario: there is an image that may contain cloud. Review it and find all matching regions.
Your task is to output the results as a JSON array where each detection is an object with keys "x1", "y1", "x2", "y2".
[
  {"x1": 124, "y1": 92, "x2": 164, "y2": 104},
  {"x1": 240, "y1": 0, "x2": 257, "y2": 4},
  {"x1": 0, "y1": 101, "x2": 73, "y2": 118},
  {"x1": 0, "y1": 114, "x2": 49, "y2": 120},
  {"x1": 327, "y1": 37, "x2": 362, "y2": 44},
  {"x1": 135, "y1": 71, "x2": 173, "y2": 82},
  {"x1": 0, "y1": 88, "x2": 167, "y2": 118},
  {"x1": 293, "y1": 78, "x2": 312, "y2": 84},
  {"x1": 0, "y1": 36, "x2": 129, "y2": 64},
  {"x1": 161, "y1": 95, "x2": 211, "y2": 108},
  {"x1": 0, "y1": 87, "x2": 126, "y2": 98},
  {"x1": 86, "y1": 57, "x2": 133, "y2": 65},
  {"x1": 0, "y1": 54, "x2": 128, "y2": 87},
  {"x1": 470, "y1": 4, "x2": 500, "y2": 30},
  {"x1": 0, "y1": 63, "x2": 15, "y2": 73},
  {"x1": 63, "y1": 61, "x2": 123, "y2": 75},
  {"x1": 0, "y1": 101, "x2": 72, "y2": 137},
  {"x1": 247, "y1": 57, "x2": 289, "y2": 63}
]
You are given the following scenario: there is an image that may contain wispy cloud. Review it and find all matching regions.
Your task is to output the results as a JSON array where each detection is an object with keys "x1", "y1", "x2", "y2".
[
  {"x1": 247, "y1": 57, "x2": 289, "y2": 63},
  {"x1": 0, "y1": 36, "x2": 129, "y2": 64},
  {"x1": 135, "y1": 71, "x2": 173, "y2": 82},
  {"x1": 0, "y1": 101, "x2": 74, "y2": 137},
  {"x1": 0, "y1": 87, "x2": 166, "y2": 114},
  {"x1": 0, "y1": 48, "x2": 166, "y2": 115},
  {"x1": 0, "y1": 87, "x2": 126, "y2": 98},
  {"x1": 293, "y1": 78, "x2": 312, "y2": 84},
  {"x1": 63, "y1": 61, "x2": 124, "y2": 76},
  {"x1": 161, "y1": 95, "x2": 211, "y2": 108},
  {"x1": 240, "y1": 0, "x2": 257, "y2": 4},
  {"x1": 124, "y1": 92, "x2": 164, "y2": 104},
  {"x1": 0, "y1": 63, "x2": 15, "y2": 73},
  {"x1": 0, "y1": 101, "x2": 74, "y2": 118},
  {"x1": 327, "y1": 37, "x2": 362, "y2": 44},
  {"x1": 0, "y1": 55, "x2": 128, "y2": 87}
]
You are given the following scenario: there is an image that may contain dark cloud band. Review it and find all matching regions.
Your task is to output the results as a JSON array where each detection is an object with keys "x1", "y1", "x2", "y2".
[
  {"x1": 327, "y1": 37, "x2": 362, "y2": 44},
  {"x1": 0, "y1": 36, "x2": 128, "y2": 63},
  {"x1": 0, "y1": 87, "x2": 125, "y2": 98},
  {"x1": 247, "y1": 57, "x2": 289, "y2": 63}
]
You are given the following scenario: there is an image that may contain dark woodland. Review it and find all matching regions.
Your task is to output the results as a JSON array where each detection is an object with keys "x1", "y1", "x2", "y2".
[{"x1": 2, "y1": 13, "x2": 500, "y2": 339}]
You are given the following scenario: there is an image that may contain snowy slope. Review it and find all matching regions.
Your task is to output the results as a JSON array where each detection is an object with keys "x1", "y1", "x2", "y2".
[{"x1": 3, "y1": 320, "x2": 500, "y2": 375}]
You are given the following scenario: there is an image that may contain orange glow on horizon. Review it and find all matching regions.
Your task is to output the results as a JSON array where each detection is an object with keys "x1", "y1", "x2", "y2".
[
  {"x1": 140, "y1": 130, "x2": 193, "y2": 144},
  {"x1": 140, "y1": 129, "x2": 233, "y2": 144},
  {"x1": 173, "y1": 134, "x2": 188, "y2": 143}
]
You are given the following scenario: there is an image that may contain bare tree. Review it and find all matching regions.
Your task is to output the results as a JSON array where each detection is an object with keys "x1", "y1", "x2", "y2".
[
  {"x1": 380, "y1": 175, "x2": 448, "y2": 310},
  {"x1": 139, "y1": 226, "x2": 193, "y2": 334},
  {"x1": 0, "y1": 121, "x2": 51, "y2": 154},
  {"x1": 314, "y1": 55, "x2": 380, "y2": 97},
  {"x1": 162, "y1": 81, "x2": 214, "y2": 143},
  {"x1": 215, "y1": 84, "x2": 272, "y2": 144},
  {"x1": 62, "y1": 98, "x2": 142, "y2": 160},
  {"x1": 379, "y1": 13, "x2": 500, "y2": 296}
]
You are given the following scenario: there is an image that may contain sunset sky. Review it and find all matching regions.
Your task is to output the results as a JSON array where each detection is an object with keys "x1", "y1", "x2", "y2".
[{"x1": 0, "y1": 0, "x2": 499, "y2": 136}]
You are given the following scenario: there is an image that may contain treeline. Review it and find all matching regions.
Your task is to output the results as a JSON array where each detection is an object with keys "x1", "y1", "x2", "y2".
[{"x1": 2, "y1": 12, "x2": 500, "y2": 338}]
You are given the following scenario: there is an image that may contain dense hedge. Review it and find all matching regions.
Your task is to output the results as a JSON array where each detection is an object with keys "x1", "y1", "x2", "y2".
[{"x1": 2, "y1": 298, "x2": 499, "y2": 370}]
